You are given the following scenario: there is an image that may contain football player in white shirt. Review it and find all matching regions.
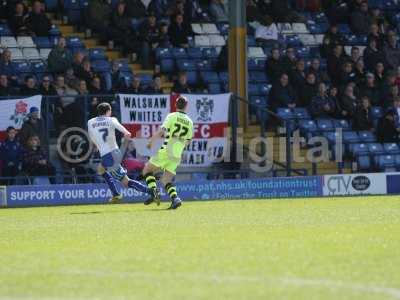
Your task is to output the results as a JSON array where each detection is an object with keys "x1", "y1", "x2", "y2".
[{"x1": 88, "y1": 102, "x2": 160, "y2": 204}]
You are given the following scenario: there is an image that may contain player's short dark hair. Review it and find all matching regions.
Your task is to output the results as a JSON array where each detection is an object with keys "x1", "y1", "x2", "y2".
[
  {"x1": 176, "y1": 96, "x2": 188, "y2": 110},
  {"x1": 97, "y1": 102, "x2": 111, "y2": 116},
  {"x1": 6, "y1": 126, "x2": 15, "y2": 133}
]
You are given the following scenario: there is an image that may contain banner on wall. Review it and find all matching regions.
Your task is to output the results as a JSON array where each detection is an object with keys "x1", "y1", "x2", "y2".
[
  {"x1": 322, "y1": 173, "x2": 387, "y2": 196},
  {"x1": 4, "y1": 176, "x2": 324, "y2": 208},
  {"x1": 0, "y1": 95, "x2": 42, "y2": 139},
  {"x1": 118, "y1": 93, "x2": 230, "y2": 167}
]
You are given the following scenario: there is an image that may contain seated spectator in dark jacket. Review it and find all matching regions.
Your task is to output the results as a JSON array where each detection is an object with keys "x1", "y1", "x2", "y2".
[
  {"x1": 209, "y1": 0, "x2": 228, "y2": 23},
  {"x1": 148, "y1": 0, "x2": 170, "y2": 19},
  {"x1": 39, "y1": 75, "x2": 57, "y2": 96},
  {"x1": 361, "y1": 73, "x2": 381, "y2": 106},
  {"x1": 48, "y1": 37, "x2": 73, "y2": 74},
  {"x1": 270, "y1": 0, "x2": 304, "y2": 23},
  {"x1": 168, "y1": 13, "x2": 192, "y2": 48},
  {"x1": 377, "y1": 110, "x2": 400, "y2": 143},
  {"x1": 364, "y1": 37, "x2": 386, "y2": 72},
  {"x1": 368, "y1": 23, "x2": 385, "y2": 50},
  {"x1": 349, "y1": 46, "x2": 361, "y2": 66},
  {"x1": 374, "y1": 62, "x2": 386, "y2": 89},
  {"x1": 384, "y1": 30, "x2": 400, "y2": 71},
  {"x1": 85, "y1": 0, "x2": 111, "y2": 42},
  {"x1": 339, "y1": 83, "x2": 359, "y2": 118},
  {"x1": 18, "y1": 106, "x2": 46, "y2": 148},
  {"x1": 281, "y1": 47, "x2": 297, "y2": 75},
  {"x1": 0, "y1": 49, "x2": 18, "y2": 82},
  {"x1": 269, "y1": 73, "x2": 297, "y2": 110},
  {"x1": 266, "y1": 48, "x2": 286, "y2": 82},
  {"x1": 0, "y1": 74, "x2": 15, "y2": 97},
  {"x1": 172, "y1": 72, "x2": 192, "y2": 93},
  {"x1": 382, "y1": 84, "x2": 399, "y2": 108},
  {"x1": 9, "y1": 2, "x2": 30, "y2": 35},
  {"x1": 327, "y1": 44, "x2": 346, "y2": 84},
  {"x1": 290, "y1": 59, "x2": 306, "y2": 95},
  {"x1": 125, "y1": 0, "x2": 147, "y2": 19},
  {"x1": 26, "y1": 1, "x2": 51, "y2": 36},
  {"x1": 22, "y1": 135, "x2": 54, "y2": 177},
  {"x1": 110, "y1": 62, "x2": 124, "y2": 93},
  {"x1": 0, "y1": 126, "x2": 23, "y2": 184},
  {"x1": 72, "y1": 52, "x2": 85, "y2": 75},
  {"x1": 76, "y1": 59, "x2": 95, "y2": 86},
  {"x1": 354, "y1": 59, "x2": 366, "y2": 86},
  {"x1": 139, "y1": 12, "x2": 160, "y2": 69},
  {"x1": 125, "y1": 76, "x2": 144, "y2": 94},
  {"x1": 321, "y1": 24, "x2": 345, "y2": 56},
  {"x1": 338, "y1": 60, "x2": 357, "y2": 88},
  {"x1": 157, "y1": 22, "x2": 172, "y2": 48},
  {"x1": 308, "y1": 58, "x2": 330, "y2": 83},
  {"x1": 299, "y1": 72, "x2": 318, "y2": 107},
  {"x1": 19, "y1": 75, "x2": 39, "y2": 96},
  {"x1": 145, "y1": 75, "x2": 164, "y2": 94},
  {"x1": 353, "y1": 96, "x2": 374, "y2": 131},
  {"x1": 309, "y1": 82, "x2": 337, "y2": 118},
  {"x1": 350, "y1": 1, "x2": 371, "y2": 34}
]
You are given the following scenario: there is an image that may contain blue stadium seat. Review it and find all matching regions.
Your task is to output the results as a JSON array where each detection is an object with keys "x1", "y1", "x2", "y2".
[
  {"x1": 200, "y1": 71, "x2": 220, "y2": 84},
  {"x1": 375, "y1": 154, "x2": 396, "y2": 171},
  {"x1": 176, "y1": 59, "x2": 197, "y2": 71},
  {"x1": 285, "y1": 35, "x2": 303, "y2": 47},
  {"x1": 351, "y1": 143, "x2": 369, "y2": 157},
  {"x1": 307, "y1": 22, "x2": 328, "y2": 34},
  {"x1": 371, "y1": 106, "x2": 383, "y2": 119},
  {"x1": 114, "y1": 59, "x2": 131, "y2": 72},
  {"x1": 317, "y1": 119, "x2": 334, "y2": 132},
  {"x1": 299, "y1": 120, "x2": 317, "y2": 139},
  {"x1": 249, "y1": 71, "x2": 268, "y2": 83},
  {"x1": 296, "y1": 47, "x2": 310, "y2": 58},
  {"x1": 257, "y1": 59, "x2": 266, "y2": 70},
  {"x1": 343, "y1": 131, "x2": 360, "y2": 144},
  {"x1": 156, "y1": 48, "x2": 173, "y2": 60},
  {"x1": 160, "y1": 59, "x2": 175, "y2": 73},
  {"x1": 259, "y1": 84, "x2": 271, "y2": 95},
  {"x1": 0, "y1": 24, "x2": 12, "y2": 36},
  {"x1": 92, "y1": 60, "x2": 111, "y2": 72},
  {"x1": 338, "y1": 23, "x2": 351, "y2": 34},
  {"x1": 247, "y1": 36, "x2": 257, "y2": 47},
  {"x1": 30, "y1": 59, "x2": 47, "y2": 73},
  {"x1": 250, "y1": 96, "x2": 267, "y2": 108},
  {"x1": 359, "y1": 131, "x2": 377, "y2": 143},
  {"x1": 49, "y1": 25, "x2": 61, "y2": 36},
  {"x1": 34, "y1": 37, "x2": 52, "y2": 48},
  {"x1": 277, "y1": 108, "x2": 294, "y2": 120},
  {"x1": 368, "y1": 143, "x2": 385, "y2": 156},
  {"x1": 12, "y1": 60, "x2": 31, "y2": 73},
  {"x1": 186, "y1": 71, "x2": 198, "y2": 85},
  {"x1": 202, "y1": 48, "x2": 218, "y2": 59},
  {"x1": 187, "y1": 48, "x2": 203, "y2": 59},
  {"x1": 64, "y1": 0, "x2": 80, "y2": 9},
  {"x1": 208, "y1": 83, "x2": 221, "y2": 94},
  {"x1": 218, "y1": 71, "x2": 228, "y2": 84},
  {"x1": 384, "y1": 143, "x2": 400, "y2": 154},
  {"x1": 248, "y1": 83, "x2": 259, "y2": 96},
  {"x1": 313, "y1": 12, "x2": 328, "y2": 23},
  {"x1": 66, "y1": 36, "x2": 84, "y2": 48},
  {"x1": 357, "y1": 35, "x2": 368, "y2": 46},
  {"x1": 248, "y1": 59, "x2": 258, "y2": 71},
  {"x1": 138, "y1": 74, "x2": 152, "y2": 86},
  {"x1": 217, "y1": 23, "x2": 229, "y2": 35},
  {"x1": 345, "y1": 34, "x2": 358, "y2": 45},
  {"x1": 357, "y1": 155, "x2": 371, "y2": 171},
  {"x1": 196, "y1": 60, "x2": 214, "y2": 71},
  {"x1": 293, "y1": 107, "x2": 309, "y2": 120},
  {"x1": 333, "y1": 119, "x2": 351, "y2": 131},
  {"x1": 89, "y1": 48, "x2": 107, "y2": 61},
  {"x1": 172, "y1": 48, "x2": 188, "y2": 59}
]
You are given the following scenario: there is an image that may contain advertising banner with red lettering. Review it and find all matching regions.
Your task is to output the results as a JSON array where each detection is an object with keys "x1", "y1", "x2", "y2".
[{"x1": 118, "y1": 93, "x2": 230, "y2": 167}]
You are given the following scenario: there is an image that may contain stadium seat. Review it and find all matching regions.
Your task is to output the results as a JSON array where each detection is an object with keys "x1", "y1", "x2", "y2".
[
  {"x1": 156, "y1": 48, "x2": 173, "y2": 60},
  {"x1": 12, "y1": 60, "x2": 31, "y2": 73},
  {"x1": 247, "y1": 36, "x2": 257, "y2": 47},
  {"x1": 293, "y1": 108, "x2": 309, "y2": 119},
  {"x1": 259, "y1": 84, "x2": 271, "y2": 95},
  {"x1": 202, "y1": 48, "x2": 218, "y2": 59},
  {"x1": 92, "y1": 60, "x2": 111, "y2": 72},
  {"x1": 9, "y1": 48, "x2": 24, "y2": 60},
  {"x1": 176, "y1": 59, "x2": 196, "y2": 71},
  {"x1": 218, "y1": 72, "x2": 228, "y2": 83},
  {"x1": 248, "y1": 59, "x2": 258, "y2": 71},
  {"x1": 191, "y1": 23, "x2": 203, "y2": 34},
  {"x1": 317, "y1": 119, "x2": 334, "y2": 132},
  {"x1": 89, "y1": 48, "x2": 106, "y2": 61},
  {"x1": 195, "y1": 35, "x2": 210, "y2": 47},
  {"x1": 22, "y1": 48, "x2": 41, "y2": 60},
  {"x1": 0, "y1": 24, "x2": 12, "y2": 36},
  {"x1": 200, "y1": 71, "x2": 220, "y2": 84},
  {"x1": 375, "y1": 154, "x2": 396, "y2": 171},
  {"x1": 248, "y1": 47, "x2": 266, "y2": 58},
  {"x1": 368, "y1": 143, "x2": 385, "y2": 156},
  {"x1": 359, "y1": 131, "x2": 377, "y2": 143},
  {"x1": 249, "y1": 71, "x2": 268, "y2": 83},
  {"x1": 217, "y1": 23, "x2": 229, "y2": 35},
  {"x1": 138, "y1": 74, "x2": 152, "y2": 86},
  {"x1": 299, "y1": 120, "x2": 317, "y2": 139},
  {"x1": 39, "y1": 48, "x2": 52, "y2": 60},
  {"x1": 277, "y1": 23, "x2": 293, "y2": 34},
  {"x1": 357, "y1": 155, "x2": 371, "y2": 171},
  {"x1": 343, "y1": 131, "x2": 360, "y2": 147},
  {"x1": 66, "y1": 36, "x2": 84, "y2": 49},
  {"x1": 172, "y1": 48, "x2": 188, "y2": 59},
  {"x1": 17, "y1": 36, "x2": 35, "y2": 47},
  {"x1": 277, "y1": 108, "x2": 294, "y2": 120},
  {"x1": 292, "y1": 23, "x2": 309, "y2": 34},
  {"x1": 351, "y1": 143, "x2": 369, "y2": 157},
  {"x1": 209, "y1": 35, "x2": 226, "y2": 47},
  {"x1": 384, "y1": 143, "x2": 400, "y2": 154},
  {"x1": 248, "y1": 84, "x2": 259, "y2": 96},
  {"x1": 30, "y1": 59, "x2": 47, "y2": 73},
  {"x1": 64, "y1": 0, "x2": 80, "y2": 9},
  {"x1": 0, "y1": 36, "x2": 17, "y2": 48},
  {"x1": 196, "y1": 59, "x2": 214, "y2": 71},
  {"x1": 371, "y1": 106, "x2": 383, "y2": 119},
  {"x1": 160, "y1": 59, "x2": 175, "y2": 73},
  {"x1": 333, "y1": 119, "x2": 351, "y2": 131},
  {"x1": 114, "y1": 59, "x2": 131, "y2": 72},
  {"x1": 298, "y1": 34, "x2": 316, "y2": 46},
  {"x1": 187, "y1": 48, "x2": 203, "y2": 59},
  {"x1": 202, "y1": 23, "x2": 220, "y2": 34},
  {"x1": 34, "y1": 37, "x2": 52, "y2": 48},
  {"x1": 49, "y1": 24, "x2": 61, "y2": 36}
]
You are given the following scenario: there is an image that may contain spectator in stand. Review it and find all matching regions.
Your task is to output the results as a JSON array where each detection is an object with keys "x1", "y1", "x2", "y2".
[
  {"x1": 172, "y1": 72, "x2": 192, "y2": 93},
  {"x1": 76, "y1": 79, "x2": 94, "y2": 118},
  {"x1": 39, "y1": 75, "x2": 57, "y2": 96},
  {"x1": 255, "y1": 16, "x2": 279, "y2": 48},
  {"x1": 18, "y1": 106, "x2": 46, "y2": 148},
  {"x1": 146, "y1": 75, "x2": 164, "y2": 94},
  {"x1": 109, "y1": 2, "x2": 140, "y2": 56},
  {"x1": 0, "y1": 74, "x2": 15, "y2": 97},
  {"x1": 308, "y1": 58, "x2": 330, "y2": 83},
  {"x1": 354, "y1": 59, "x2": 366, "y2": 85},
  {"x1": 110, "y1": 61, "x2": 124, "y2": 93},
  {"x1": 370, "y1": 7, "x2": 388, "y2": 32},
  {"x1": 290, "y1": 59, "x2": 306, "y2": 95},
  {"x1": 350, "y1": 1, "x2": 371, "y2": 35},
  {"x1": 270, "y1": 0, "x2": 305, "y2": 23},
  {"x1": 349, "y1": 46, "x2": 361, "y2": 65},
  {"x1": 266, "y1": 48, "x2": 285, "y2": 82},
  {"x1": 327, "y1": 44, "x2": 346, "y2": 84},
  {"x1": 64, "y1": 67, "x2": 79, "y2": 89},
  {"x1": 26, "y1": 0, "x2": 51, "y2": 36},
  {"x1": 309, "y1": 82, "x2": 337, "y2": 118},
  {"x1": 368, "y1": 23, "x2": 385, "y2": 50},
  {"x1": 338, "y1": 60, "x2": 356, "y2": 88},
  {"x1": 353, "y1": 96, "x2": 374, "y2": 131},
  {"x1": 377, "y1": 109, "x2": 399, "y2": 143},
  {"x1": 339, "y1": 83, "x2": 359, "y2": 118},
  {"x1": 76, "y1": 58, "x2": 94, "y2": 86},
  {"x1": 209, "y1": 0, "x2": 228, "y2": 23},
  {"x1": 85, "y1": 0, "x2": 111, "y2": 43},
  {"x1": 374, "y1": 62, "x2": 386, "y2": 88},
  {"x1": 148, "y1": 0, "x2": 170, "y2": 19},
  {"x1": 321, "y1": 24, "x2": 345, "y2": 57},
  {"x1": 54, "y1": 75, "x2": 81, "y2": 129},
  {"x1": 72, "y1": 52, "x2": 86, "y2": 75},
  {"x1": 22, "y1": 135, "x2": 54, "y2": 178},
  {"x1": 168, "y1": 13, "x2": 192, "y2": 48},
  {"x1": 0, "y1": 126, "x2": 23, "y2": 184},
  {"x1": 89, "y1": 77, "x2": 107, "y2": 95},
  {"x1": 157, "y1": 22, "x2": 172, "y2": 48},
  {"x1": 19, "y1": 75, "x2": 39, "y2": 96},
  {"x1": 299, "y1": 72, "x2": 318, "y2": 107},
  {"x1": 269, "y1": 73, "x2": 297, "y2": 110},
  {"x1": 384, "y1": 30, "x2": 400, "y2": 71},
  {"x1": 363, "y1": 37, "x2": 386, "y2": 72},
  {"x1": 122, "y1": 140, "x2": 147, "y2": 174},
  {"x1": 281, "y1": 47, "x2": 297, "y2": 75},
  {"x1": 0, "y1": 49, "x2": 18, "y2": 82},
  {"x1": 361, "y1": 73, "x2": 381, "y2": 106},
  {"x1": 382, "y1": 84, "x2": 399, "y2": 108},
  {"x1": 167, "y1": 0, "x2": 193, "y2": 22},
  {"x1": 138, "y1": 12, "x2": 160, "y2": 69},
  {"x1": 125, "y1": 0, "x2": 147, "y2": 19},
  {"x1": 8, "y1": 2, "x2": 30, "y2": 35},
  {"x1": 48, "y1": 37, "x2": 73, "y2": 74},
  {"x1": 125, "y1": 75, "x2": 144, "y2": 94}
]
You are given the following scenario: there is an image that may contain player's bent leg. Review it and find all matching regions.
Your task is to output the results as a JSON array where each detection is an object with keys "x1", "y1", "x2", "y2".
[
  {"x1": 161, "y1": 171, "x2": 181, "y2": 210},
  {"x1": 120, "y1": 176, "x2": 152, "y2": 195},
  {"x1": 98, "y1": 164, "x2": 122, "y2": 204},
  {"x1": 142, "y1": 162, "x2": 162, "y2": 206}
]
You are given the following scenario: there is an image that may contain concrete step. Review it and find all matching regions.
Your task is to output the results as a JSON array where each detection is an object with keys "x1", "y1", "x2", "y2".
[
  {"x1": 59, "y1": 25, "x2": 75, "y2": 35},
  {"x1": 106, "y1": 50, "x2": 121, "y2": 60}
]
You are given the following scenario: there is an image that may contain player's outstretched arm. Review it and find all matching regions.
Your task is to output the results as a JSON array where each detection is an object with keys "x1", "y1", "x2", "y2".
[{"x1": 112, "y1": 117, "x2": 131, "y2": 139}]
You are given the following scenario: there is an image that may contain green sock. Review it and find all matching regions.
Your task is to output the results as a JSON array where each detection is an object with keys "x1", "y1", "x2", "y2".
[
  {"x1": 144, "y1": 173, "x2": 157, "y2": 189},
  {"x1": 165, "y1": 183, "x2": 178, "y2": 200}
]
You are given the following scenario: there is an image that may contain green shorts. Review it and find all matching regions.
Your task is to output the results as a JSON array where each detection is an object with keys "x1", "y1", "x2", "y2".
[{"x1": 149, "y1": 150, "x2": 181, "y2": 175}]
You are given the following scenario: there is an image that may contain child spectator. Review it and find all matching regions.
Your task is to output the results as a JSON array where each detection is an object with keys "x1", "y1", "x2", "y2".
[{"x1": 0, "y1": 126, "x2": 23, "y2": 184}]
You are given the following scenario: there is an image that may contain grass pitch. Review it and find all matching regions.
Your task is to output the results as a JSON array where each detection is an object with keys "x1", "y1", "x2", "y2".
[{"x1": 0, "y1": 197, "x2": 400, "y2": 300}]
